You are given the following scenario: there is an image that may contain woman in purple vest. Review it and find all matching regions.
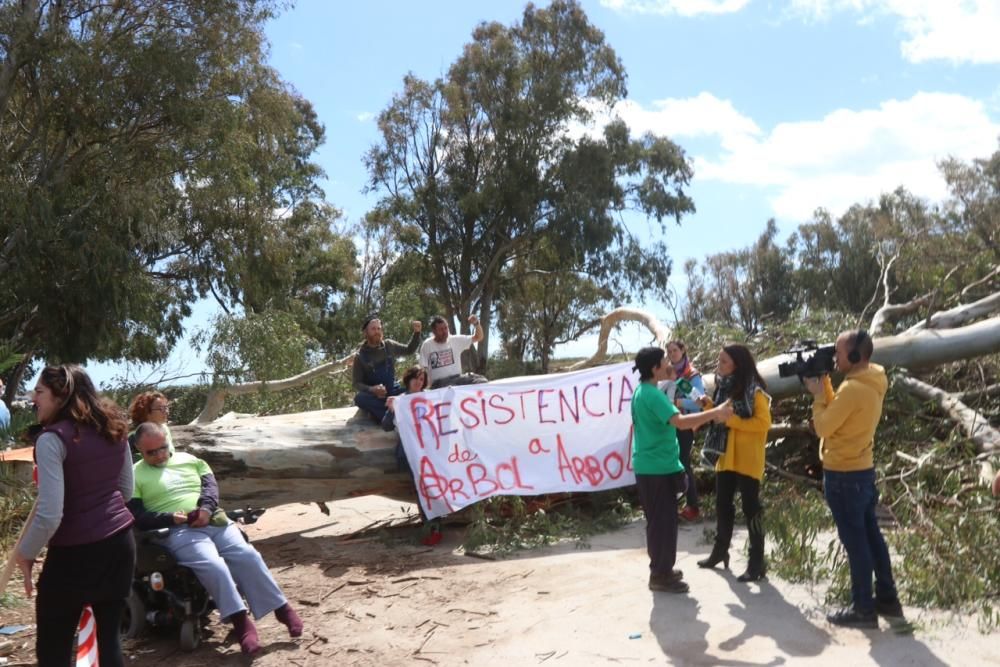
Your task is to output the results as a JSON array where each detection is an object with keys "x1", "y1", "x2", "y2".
[{"x1": 15, "y1": 365, "x2": 135, "y2": 667}]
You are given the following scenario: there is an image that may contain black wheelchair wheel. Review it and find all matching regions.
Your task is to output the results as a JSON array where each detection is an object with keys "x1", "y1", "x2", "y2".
[
  {"x1": 179, "y1": 618, "x2": 201, "y2": 651},
  {"x1": 121, "y1": 589, "x2": 148, "y2": 639}
]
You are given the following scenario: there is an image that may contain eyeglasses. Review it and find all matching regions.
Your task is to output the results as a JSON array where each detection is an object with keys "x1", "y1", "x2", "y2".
[
  {"x1": 149, "y1": 405, "x2": 170, "y2": 413},
  {"x1": 141, "y1": 445, "x2": 169, "y2": 457}
]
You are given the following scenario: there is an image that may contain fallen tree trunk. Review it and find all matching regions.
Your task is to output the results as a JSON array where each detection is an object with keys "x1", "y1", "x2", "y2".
[
  {"x1": 756, "y1": 315, "x2": 1000, "y2": 398},
  {"x1": 172, "y1": 407, "x2": 416, "y2": 508}
]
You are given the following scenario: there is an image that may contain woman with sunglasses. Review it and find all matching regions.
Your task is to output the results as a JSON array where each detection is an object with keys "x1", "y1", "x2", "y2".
[
  {"x1": 128, "y1": 391, "x2": 173, "y2": 453},
  {"x1": 15, "y1": 365, "x2": 135, "y2": 667}
]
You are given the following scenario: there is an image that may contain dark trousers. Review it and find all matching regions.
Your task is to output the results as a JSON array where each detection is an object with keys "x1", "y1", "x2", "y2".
[
  {"x1": 36, "y1": 527, "x2": 135, "y2": 667},
  {"x1": 677, "y1": 429, "x2": 699, "y2": 509},
  {"x1": 354, "y1": 384, "x2": 404, "y2": 422},
  {"x1": 430, "y1": 372, "x2": 488, "y2": 389},
  {"x1": 636, "y1": 473, "x2": 685, "y2": 576},
  {"x1": 714, "y1": 471, "x2": 763, "y2": 560},
  {"x1": 824, "y1": 468, "x2": 898, "y2": 613}
]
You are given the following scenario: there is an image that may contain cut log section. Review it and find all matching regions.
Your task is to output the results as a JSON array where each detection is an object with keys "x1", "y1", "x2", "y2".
[{"x1": 171, "y1": 407, "x2": 418, "y2": 508}]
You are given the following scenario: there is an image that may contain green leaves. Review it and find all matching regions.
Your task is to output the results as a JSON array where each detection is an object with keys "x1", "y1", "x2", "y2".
[
  {"x1": 365, "y1": 0, "x2": 695, "y2": 365},
  {"x1": 1, "y1": 1, "x2": 353, "y2": 368}
]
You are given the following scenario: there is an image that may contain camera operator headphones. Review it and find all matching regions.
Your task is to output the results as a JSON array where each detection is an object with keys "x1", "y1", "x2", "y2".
[{"x1": 848, "y1": 329, "x2": 869, "y2": 364}]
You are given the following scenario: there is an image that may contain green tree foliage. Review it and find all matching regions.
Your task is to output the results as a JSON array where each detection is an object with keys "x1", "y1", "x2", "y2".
[
  {"x1": 365, "y1": 0, "x2": 694, "y2": 368},
  {"x1": 0, "y1": 1, "x2": 354, "y2": 377},
  {"x1": 940, "y1": 150, "x2": 1000, "y2": 261},
  {"x1": 683, "y1": 219, "x2": 796, "y2": 333},
  {"x1": 316, "y1": 218, "x2": 443, "y2": 358},
  {"x1": 684, "y1": 147, "x2": 1000, "y2": 334},
  {"x1": 193, "y1": 310, "x2": 320, "y2": 384},
  {"x1": 496, "y1": 241, "x2": 611, "y2": 372}
]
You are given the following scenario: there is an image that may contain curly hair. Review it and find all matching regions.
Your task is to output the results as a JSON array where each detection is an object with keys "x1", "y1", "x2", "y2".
[
  {"x1": 128, "y1": 391, "x2": 168, "y2": 426},
  {"x1": 38, "y1": 365, "x2": 129, "y2": 442}
]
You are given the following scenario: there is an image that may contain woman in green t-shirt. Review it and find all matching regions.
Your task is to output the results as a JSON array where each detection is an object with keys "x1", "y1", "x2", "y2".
[{"x1": 631, "y1": 347, "x2": 732, "y2": 593}]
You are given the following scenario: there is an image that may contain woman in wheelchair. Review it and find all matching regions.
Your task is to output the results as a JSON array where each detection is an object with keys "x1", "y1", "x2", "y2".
[{"x1": 128, "y1": 422, "x2": 303, "y2": 656}]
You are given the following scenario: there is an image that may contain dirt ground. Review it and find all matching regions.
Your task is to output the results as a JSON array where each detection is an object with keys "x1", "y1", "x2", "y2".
[{"x1": 2, "y1": 495, "x2": 998, "y2": 666}]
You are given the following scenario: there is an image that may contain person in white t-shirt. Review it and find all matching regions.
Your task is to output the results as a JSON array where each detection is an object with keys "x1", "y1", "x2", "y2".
[{"x1": 420, "y1": 314, "x2": 487, "y2": 389}]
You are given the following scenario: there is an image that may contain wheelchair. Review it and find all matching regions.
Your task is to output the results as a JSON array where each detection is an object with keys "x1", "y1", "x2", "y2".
[{"x1": 120, "y1": 508, "x2": 266, "y2": 651}]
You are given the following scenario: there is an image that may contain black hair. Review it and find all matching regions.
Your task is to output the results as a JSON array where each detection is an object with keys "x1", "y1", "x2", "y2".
[
  {"x1": 361, "y1": 313, "x2": 380, "y2": 331},
  {"x1": 846, "y1": 330, "x2": 873, "y2": 362},
  {"x1": 632, "y1": 346, "x2": 666, "y2": 382},
  {"x1": 720, "y1": 343, "x2": 767, "y2": 395},
  {"x1": 429, "y1": 315, "x2": 448, "y2": 329}
]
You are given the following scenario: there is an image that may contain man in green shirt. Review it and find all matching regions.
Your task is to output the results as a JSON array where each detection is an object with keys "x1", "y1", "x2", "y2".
[{"x1": 128, "y1": 423, "x2": 303, "y2": 657}]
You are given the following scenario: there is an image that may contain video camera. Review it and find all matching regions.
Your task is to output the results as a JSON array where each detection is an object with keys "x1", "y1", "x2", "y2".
[{"x1": 777, "y1": 341, "x2": 835, "y2": 379}]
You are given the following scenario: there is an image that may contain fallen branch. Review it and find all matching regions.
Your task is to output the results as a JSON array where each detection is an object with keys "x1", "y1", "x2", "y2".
[
  {"x1": 904, "y1": 291, "x2": 1000, "y2": 335},
  {"x1": 958, "y1": 383, "x2": 1000, "y2": 402},
  {"x1": 767, "y1": 422, "x2": 814, "y2": 439},
  {"x1": 191, "y1": 354, "x2": 353, "y2": 423},
  {"x1": 764, "y1": 462, "x2": 821, "y2": 488},
  {"x1": 759, "y1": 315, "x2": 1000, "y2": 398},
  {"x1": 896, "y1": 375, "x2": 1000, "y2": 454},
  {"x1": 567, "y1": 308, "x2": 671, "y2": 371},
  {"x1": 961, "y1": 264, "x2": 1000, "y2": 298}
]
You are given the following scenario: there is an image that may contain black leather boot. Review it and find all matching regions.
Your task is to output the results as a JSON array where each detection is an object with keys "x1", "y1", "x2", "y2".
[
  {"x1": 697, "y1": 545, "x2": 730, "y2": 569},
  {"x1": 737, "y1": 556, "x2": 766, "y2": 582},
  {"x1": 738, "y1": 518, "x2": 766, "y2": 582}
]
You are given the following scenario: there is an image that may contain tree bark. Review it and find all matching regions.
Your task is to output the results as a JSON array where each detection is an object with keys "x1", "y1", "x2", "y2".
[{"x1": 173, "y1": 408, "x2": 416, "y2": 508}]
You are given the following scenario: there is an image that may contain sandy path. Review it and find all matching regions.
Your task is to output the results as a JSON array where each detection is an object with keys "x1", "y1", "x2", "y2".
[{"x1": 3, "y1": 495, "x2": 996, "y2": 666}]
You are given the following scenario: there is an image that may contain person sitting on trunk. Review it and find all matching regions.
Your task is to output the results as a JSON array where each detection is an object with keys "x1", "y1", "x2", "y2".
[
  {"x1": 353, "y1": 315, "x2": 422, "y2": 422},
  {"x1": 420, "y1": 314, "x2": 487, "y2": 389}
]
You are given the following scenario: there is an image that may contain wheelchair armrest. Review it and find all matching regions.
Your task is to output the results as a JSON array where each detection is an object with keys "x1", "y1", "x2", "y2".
[
  {"x1": 225, "y1": 507, "x2": 266, "y2": 525},
  {"x1": 138, "y1": 527, "x2": 171, "y2": 539}
]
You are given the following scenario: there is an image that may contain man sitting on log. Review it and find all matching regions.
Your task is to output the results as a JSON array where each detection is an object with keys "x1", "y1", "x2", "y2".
[
  {"x1": 127, "y1": 423, "x2": 303, "y2": 657},
  {"x1": 352, "y1": 314, "x2": 422, "y2": 423},
  {"x1": 420, "y1": 314, "x2": 487, "y2": 389}
]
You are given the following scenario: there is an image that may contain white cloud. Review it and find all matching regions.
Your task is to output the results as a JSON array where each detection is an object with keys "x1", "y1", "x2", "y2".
[
  {"x1": 790, "y1": 0, "x2": 1000, "y2": 64},
  {"x1": 600, "y1": 0, "x2": 750, "y2": 17},
  {"x1": 356, "y1": 112, "x2": 374, "y2": 122},
  {"x1": 607, "y1": 94, "x2": 762, "y2": 148},
  {"x1": 597, "y1": 91, "x2": 1000, "y2": 220}
]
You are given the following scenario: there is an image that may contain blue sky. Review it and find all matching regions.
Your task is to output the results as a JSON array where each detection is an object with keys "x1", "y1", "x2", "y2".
[{"x1": 83, "y1": 0, "x2": 1000, "y2": 387}]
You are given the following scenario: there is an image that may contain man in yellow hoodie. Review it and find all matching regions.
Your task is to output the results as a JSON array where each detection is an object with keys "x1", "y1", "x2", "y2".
[{"x1": 804, "y1": 330, "x2": 903, "y2": 629}]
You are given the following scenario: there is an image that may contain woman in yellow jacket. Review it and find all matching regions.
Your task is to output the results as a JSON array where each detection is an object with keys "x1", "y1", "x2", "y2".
[{"x1": 697, "y1": 343, "x2": 772, "y2": 582}]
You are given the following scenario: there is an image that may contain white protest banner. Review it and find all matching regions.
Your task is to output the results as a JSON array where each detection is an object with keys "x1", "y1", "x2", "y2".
[{"x1": 395, "y1": 362, "x2": 640, "y2": 519}]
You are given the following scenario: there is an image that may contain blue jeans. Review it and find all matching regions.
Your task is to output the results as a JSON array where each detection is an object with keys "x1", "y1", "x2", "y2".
[
  {"x1": 823, "y1": 468, "x2": 898, "y2": 612},
  {"x1": 354, "y1": 384, "x2": 403, "y2": 422},
  {"x1": 163, "y1": 523, "x2": 286, "y2": 620}
]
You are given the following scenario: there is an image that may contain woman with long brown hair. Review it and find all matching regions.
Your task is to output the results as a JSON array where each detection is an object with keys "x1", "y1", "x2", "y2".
[
  {"x1": 15, "y1": 365, "x2": 135, "y2": 667},
  {"x1": 697, "y1": 344, "x2": 773, "y2": 582}
]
